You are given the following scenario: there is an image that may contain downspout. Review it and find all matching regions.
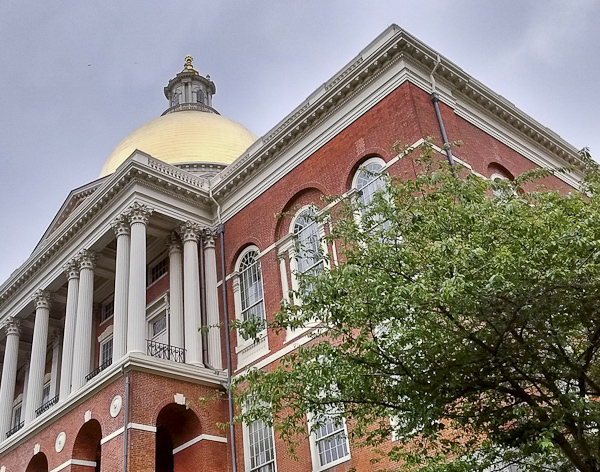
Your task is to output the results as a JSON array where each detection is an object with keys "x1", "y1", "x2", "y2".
[
  {"x1": 199, "y1": 232, "x2": 209, "y2": 366},
  {"x1": 209, "y1": 187, "x2": 237, "y2": 472},
  {"x1": 429, "y1": 55, "x2": 457, "y2": 177},
  {"x1": 122, "y1": 367, "x2": 130, "y2": 472}
]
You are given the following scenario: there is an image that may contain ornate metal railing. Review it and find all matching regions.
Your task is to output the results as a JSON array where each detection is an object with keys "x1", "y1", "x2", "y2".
[
  {"x1": 6, "y1": 421, "x2": 23, "y2": 438},
  {"x1": 86, "y1": 358, "x2": 113, "y2": 381},
  {"x1": 147, "y1": 340, "x2": 186, "y2": 363},
  {"x1": 36, "y1": 395, "x2": 59, "y2": 417}
]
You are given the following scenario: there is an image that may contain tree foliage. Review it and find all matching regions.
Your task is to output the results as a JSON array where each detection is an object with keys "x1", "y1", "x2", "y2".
[{"x1": 235, "y1": 140, "x2": 600, "y2": 472}]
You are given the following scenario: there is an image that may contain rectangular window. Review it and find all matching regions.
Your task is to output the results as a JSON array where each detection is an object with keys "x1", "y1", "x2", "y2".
[
  {"x1": 309, "y1": 410, "x2": 350, "y2": 471},
  {"x1": 100, "y1": 337, "x2": 113, "y2": 366},
  {"x1": 246, "y1": 419, "x2": 276, "y2": 472},
  {"x1": 41, "y1": 383, "x2": 51, "y2": 406},
  {"x1": 12, "y1": 404, "x2": 21, "y2": 428},
  {"x1": 152, "y1": 314, "x2": 167, "y2": 339},
  {"x1": 100, "y1": 298, "x2": 114, "y2": 322},
  {"x1": 148, "y1": 258, "x2": 168, "y2": 285}
]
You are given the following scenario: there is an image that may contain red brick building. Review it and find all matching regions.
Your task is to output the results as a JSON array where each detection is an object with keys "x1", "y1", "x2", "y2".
[{"x1": 0, "y1": 26, "x2": 584, "y2": 472}]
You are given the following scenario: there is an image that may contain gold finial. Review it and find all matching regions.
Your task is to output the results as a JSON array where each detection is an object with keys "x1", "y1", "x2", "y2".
[{"x1": 184, "y1": 55, "x2": 194, "y2": 70}]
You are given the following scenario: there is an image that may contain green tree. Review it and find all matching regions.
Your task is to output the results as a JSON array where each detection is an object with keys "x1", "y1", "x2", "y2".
[{"x1": 236, "y1": 140, "x2": 600, "y2": 472}]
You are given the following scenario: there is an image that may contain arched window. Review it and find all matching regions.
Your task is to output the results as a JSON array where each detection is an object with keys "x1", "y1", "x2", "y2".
[
  {"x1": 234, "y1": 246, "x2": 268, "y2": 368},
  {"x1": 238, "y1": 249, "x2": 265, "y2": 334},
  {"x1": 293, "y1": 207, "x2": 324, "y2": 278},
  {"x1": 352, "y1": 157, "x2": 387, "y2": 210}
]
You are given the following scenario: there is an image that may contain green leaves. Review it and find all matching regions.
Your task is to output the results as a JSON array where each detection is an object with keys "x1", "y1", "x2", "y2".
[{"x1": 235, "y1": 140, "x2": 600, "y2": 472}]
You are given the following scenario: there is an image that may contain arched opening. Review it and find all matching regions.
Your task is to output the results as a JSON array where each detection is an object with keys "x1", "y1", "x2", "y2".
[
  {"x1": 73, "y1": 419, "x2": 102, "y2": 472},
  {"x1": 25, "y1": 452, "x2": 48, "y2": 472},
  {"x1": 155, "y1": 403, "x2": 202, "y2": 472}
]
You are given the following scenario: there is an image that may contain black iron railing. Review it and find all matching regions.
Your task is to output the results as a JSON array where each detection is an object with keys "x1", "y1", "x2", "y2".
[
  {"x1": 6, "y1": 421, "x2": 23, "y2": 438},
  {"x1": 35, "y1": 395, "x2": 59, "y2": 417},
  {"x1": 86, "y1": 358, "x2": 113, "y2": 381},
  {"x1": 147, "y1": 340, "x2": 185, "y2": 363}
]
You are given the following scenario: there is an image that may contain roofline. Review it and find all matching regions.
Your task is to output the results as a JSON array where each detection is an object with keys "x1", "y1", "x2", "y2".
[{"x1": 210, "y1": 25, "x2": 584, "y2": 198}]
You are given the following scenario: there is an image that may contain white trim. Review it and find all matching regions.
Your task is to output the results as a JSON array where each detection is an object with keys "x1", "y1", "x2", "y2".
[
  {"x1": 50, "y1": 459, "x2": 97, "y2": 472},
  {"x1": 97, "y1": 324, "x2": 113, "y2": 343},
  {"x1": 100, "y1": 426, "x2": 124, "y2": 445},
  {"x1": 128, "y1": 422, "x2": 157, "y2": 433},
  {"x1": 172, "y1": 433, "x2": 227, "y2": 454}
]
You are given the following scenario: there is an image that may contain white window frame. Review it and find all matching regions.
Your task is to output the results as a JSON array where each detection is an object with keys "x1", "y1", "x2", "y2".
[
  {"x1": 289, "y1": 206, "x2": 328, "y2": 295},
  {"x1": 351, "y1": 157, "x2": 387, "y2": 209},
  {"x1": 243, "y1": 417, "x2": 278, "y2": 472},
  {"x1": 12, "y1": 401, "x2": 22, "y2": 428},
  {"x1": 146, "y1": 295, "x2": 169, "y2": 346},
  {"x1": 308, "y1": 409, "x2": 351, "y2": 471},
  {"x1": 41, "y1": 381, "x2": 51, "y2": 407},
  {"x1": 100, "y1": 296, "x2": 114, "y2": 324},
  {"x1": 234, "y1": 246, "x2": 269, "y2": 368},
  {"x1": 284, "y1": 206, "x2": 329, "y2": 341},
  {"x1": 147, "y1": 256, "x2": 168, "y2": 287},
  {"x1": 100, "y1": 336, "x2": 113, "y2": 366}
]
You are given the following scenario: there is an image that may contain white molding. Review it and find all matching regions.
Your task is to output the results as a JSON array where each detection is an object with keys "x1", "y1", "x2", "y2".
[
  {"x1": 128, "y1": 422, "x2": 157, "y2": 433},
  {"x1": 172, "y1": 433, "x2": 227, "y2": 454},
  {"x1": 100, "y1": 426, "x2": 124, "y2": 445},
  {"x1": 50, "y1": 459, "x2": 97, "y2": 472}
]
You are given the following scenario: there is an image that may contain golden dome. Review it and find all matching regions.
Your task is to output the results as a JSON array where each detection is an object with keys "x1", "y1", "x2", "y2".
[{"x1": 100, "y1": 110, "x2": 257, "y2": 177}]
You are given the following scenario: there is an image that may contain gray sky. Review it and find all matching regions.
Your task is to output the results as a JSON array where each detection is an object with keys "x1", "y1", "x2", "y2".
[{"x1": 0, "y1": 0, "x2": 599, "y2": 283}]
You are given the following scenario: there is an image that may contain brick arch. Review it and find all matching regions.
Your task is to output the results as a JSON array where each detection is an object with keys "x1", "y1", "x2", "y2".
[
  {"x1": 487, "y1": 162, "x2": 515, "y2": 180},
  {"x1": 72, "y1": 419, "x2": 102, "y2": 471},
  {"x1": 344, "y1": 152, "x2": 388, "y2": 191},
  {"x1": 25, "y1": 452, "x2": 48, "y2": 472},
  {"x1": 274, "y1": 187, "x2": 326, "y2": 242},
  {"x1": 155, "y1": 403, "x2": 203, "y2": 472}
]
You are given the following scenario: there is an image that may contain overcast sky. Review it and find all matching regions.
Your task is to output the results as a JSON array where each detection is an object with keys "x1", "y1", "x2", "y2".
[{"x1": 0, "y1": 0, "x2": 598, "y2": 283}]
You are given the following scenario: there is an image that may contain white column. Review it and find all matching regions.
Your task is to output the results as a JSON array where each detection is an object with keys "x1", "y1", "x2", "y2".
[
  {"x1": 49, "y1": 331, "x2": 61, "y2": 399},
  {"x1": 0, "y1": 318, "x2": 20, "y2": 439},
  {"x1": 166, "y1": 233, "x2": 184, "y2": 350},
  {"x1": 59, "y1": 260, "x2": 79, "y2": 400},
  {"x1": 126, "y1": 203, "x2": 152, "y2": 353},
  {"x1": 25, "y1": 290, "x2": 52, "y2": 424},
  {"x1": 180, "y1": 221, "x2": 202, "y2": 365},
  {"x1": 112, "y1": 215, "x2": 131, "y2": 360},
  {"x1": 203, "y1": 232, "x2": 222, "y2": 369},
  {"x1": 71, "y1": 250, "x2": 95, "y2": 391}
]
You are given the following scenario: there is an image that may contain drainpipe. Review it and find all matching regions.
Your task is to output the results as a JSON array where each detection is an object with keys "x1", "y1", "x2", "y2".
[
  {"x1": 209, "y1": 188, "x2": 237, "y2": 472},
  {"x1": 122, "y1": 367, "x2": 130, "y2": 472},
  {"x1": 429, "y1": 55, "x2": 457, "y2": 177}
]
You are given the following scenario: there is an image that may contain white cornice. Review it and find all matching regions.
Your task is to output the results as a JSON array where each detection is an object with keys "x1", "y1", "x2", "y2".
[
  {"x1": 0, "y1": 153, "x2": 213, "y2": 314},
  {"x1": 210, "y1": 25, "x2": 583, "y2": 210}
]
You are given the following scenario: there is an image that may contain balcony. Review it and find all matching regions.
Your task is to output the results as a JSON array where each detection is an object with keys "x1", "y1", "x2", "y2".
[
  {"x1": 85, "y1": 358, "x2": 113, "y2": 382},
  {"x1": 147, "y1": 340, "x2": 185, "y2": 363},
  {"x1": 35, "y1": 395, "x2": 59, "y2": 417},
  {"x1": 6, "y1": 421, "x2": 23, "y2": 439}
]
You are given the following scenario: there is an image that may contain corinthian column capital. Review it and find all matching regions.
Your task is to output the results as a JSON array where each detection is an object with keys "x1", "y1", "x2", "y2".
[
  {"x1": 32, "y1": 290, "x2": 52, "y2": 310},
  {"x1": 165, "y1": 232, "x2": 182, "y2": 254},
  {"x1": 179, "y1": 221, "x2": 202, "y2": 243},
  {"x1": 203, "y1": 230, "x2": 216, "y2": 249},
  {"x1": 111, "y1": 214, "x2": 131, "y2": 237},
  {"x1": 77, "y1": 249, "x2": 96, "y2": 270},
  {"x1": 64, "y1": 258, "x2": 80, "y2": 280},
  {"x1": 125, "y1": 202, "x2": 153, "y2": 225},
  {"x1": 1, "y1": 317, "x2": 21, "y2": 336}
]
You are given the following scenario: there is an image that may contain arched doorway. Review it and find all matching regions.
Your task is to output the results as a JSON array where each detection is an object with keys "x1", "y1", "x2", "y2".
[
  {"x1": 73, "y1": 419, "x2": 102, "y2": 472},
  {"x1": 25, "y1": 452, "x2": 48, "y2": 472},
  {"x1": 155, "y1": 403, "x2": 201, "y2": 472}
]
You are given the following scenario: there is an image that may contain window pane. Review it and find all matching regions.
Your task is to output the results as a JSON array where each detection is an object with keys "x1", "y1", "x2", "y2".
[
  {"x1": 294, "y1": 208, "x2": 324, "y2": 276},
  {"x1": 356, "y1": 162, "x2": 384, "y2": 208},
  {"x1": 239, "y1": 250, "x2": 265, "y2": 339},
  {"x1": 248, "y1": 419, "x2": 275, "y2": 472}
]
